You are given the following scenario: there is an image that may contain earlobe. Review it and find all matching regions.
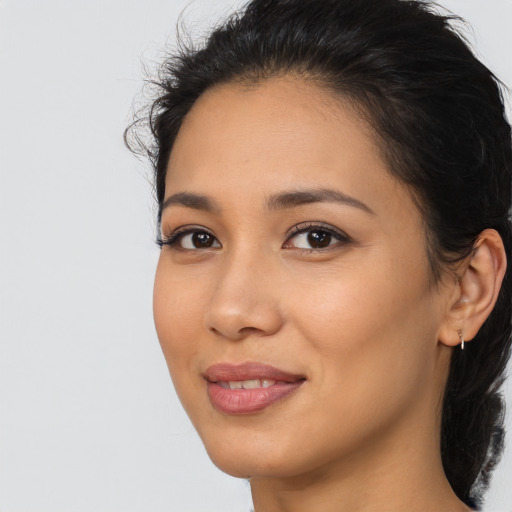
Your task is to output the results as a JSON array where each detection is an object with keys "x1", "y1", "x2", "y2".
[{"x1": 438, "y1": 229, "x2": 507, "y2": 348}]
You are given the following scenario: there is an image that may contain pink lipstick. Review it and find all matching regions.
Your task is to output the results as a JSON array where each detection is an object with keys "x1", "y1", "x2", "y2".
[{"x1": 204, "y1": 362, "x2": 305, "y2": 415}]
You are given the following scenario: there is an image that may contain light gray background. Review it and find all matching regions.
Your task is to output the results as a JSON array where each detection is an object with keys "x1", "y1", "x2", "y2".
[{"x1": 0, "y1": 1, "x2": 510, "y2": 511}]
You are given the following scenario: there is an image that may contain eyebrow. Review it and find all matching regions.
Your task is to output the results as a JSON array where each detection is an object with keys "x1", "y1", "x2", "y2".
[
  {"x1": 161, "y1": 192, "x2": 221, "y2": 213},
  {"x1": 266, "y1": 188, "x2": 375, "y2": 214},
  {"x1": 160, "y1": 188, "x2": 375, "y2": 215}
]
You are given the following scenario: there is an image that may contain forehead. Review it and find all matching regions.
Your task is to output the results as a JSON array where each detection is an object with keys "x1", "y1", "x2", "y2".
[
  {"x1": 172, "y1": 76, "x2": 373, "y2": 157},
  {"x1": 165, "y1": 75, "x2": 411, "y2": 219}
]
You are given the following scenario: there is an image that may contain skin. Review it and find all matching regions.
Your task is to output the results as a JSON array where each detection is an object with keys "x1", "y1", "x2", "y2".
[{"x1": 153, "y1": 76, "x2": 504, "y2": 512}]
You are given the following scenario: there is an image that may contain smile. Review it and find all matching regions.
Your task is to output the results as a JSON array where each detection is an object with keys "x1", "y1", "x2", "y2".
[
  {"x1": 204, "y1": 363, "x2": 305, "y2": 414},
  {"x1": 218, "y1": 379, "x2": 277, "y2": 389}
]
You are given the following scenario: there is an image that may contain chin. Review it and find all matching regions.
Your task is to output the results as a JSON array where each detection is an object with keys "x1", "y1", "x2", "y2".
[
  {"x1": 207, "y1": 451, "x2": 295, "y2": 480},
  {"x1": 197, "y1": 423, "x2": 342, "y2": 481},
  {"x1": 198, "y1": 427, "x2": 302, "y2": 479}
]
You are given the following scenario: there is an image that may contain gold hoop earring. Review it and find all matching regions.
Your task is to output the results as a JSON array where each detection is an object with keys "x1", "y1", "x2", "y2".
[{"x1": 458, "y1": 329, "x2": 465, "y2": 350}]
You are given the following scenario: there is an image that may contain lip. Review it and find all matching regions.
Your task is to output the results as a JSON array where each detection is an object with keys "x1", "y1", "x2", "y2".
[{"x1": 204, "y1": 362, "x2": 306, "y2": 415}]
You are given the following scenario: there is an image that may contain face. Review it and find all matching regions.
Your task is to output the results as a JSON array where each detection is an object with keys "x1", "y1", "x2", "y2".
[{"x1": 154, "y1": 76, "x2": 452, "y2": 480}]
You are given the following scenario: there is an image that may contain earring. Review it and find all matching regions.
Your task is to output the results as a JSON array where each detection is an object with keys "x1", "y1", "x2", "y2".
[{"x1": 458, "y1": 329, "x2": 465, "y2": 350}]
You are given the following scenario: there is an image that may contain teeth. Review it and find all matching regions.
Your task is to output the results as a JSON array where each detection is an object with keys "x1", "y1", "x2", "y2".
[
  {"x1": 241, "y1": 379, "x2": 260, "y2": 389},
  {"x1": 218, "y1": 379, "x2": 278, "y2": 389}
]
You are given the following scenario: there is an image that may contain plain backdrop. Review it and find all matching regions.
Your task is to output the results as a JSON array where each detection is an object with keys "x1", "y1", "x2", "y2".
[{"x1": 0, "y1": 1, "x2": 511, "y2": 511}]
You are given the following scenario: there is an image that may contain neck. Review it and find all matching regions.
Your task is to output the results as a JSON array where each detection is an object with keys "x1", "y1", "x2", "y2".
[{"x1": 250, "y1": 439, "x2": 468, "y2": 512}]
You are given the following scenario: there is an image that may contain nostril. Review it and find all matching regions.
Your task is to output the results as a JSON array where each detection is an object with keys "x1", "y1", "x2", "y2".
[
  {"x1": 209, "y1": 324, "x2": 264, "y2": 340},
  {"x1": 239, "y1": 326, "x2": 265, "y2": 335}
]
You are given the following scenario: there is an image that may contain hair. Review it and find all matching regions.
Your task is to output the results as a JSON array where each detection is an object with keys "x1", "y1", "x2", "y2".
[{"x1": 126, "y1": 0, "x2": 512, "y2": 508}]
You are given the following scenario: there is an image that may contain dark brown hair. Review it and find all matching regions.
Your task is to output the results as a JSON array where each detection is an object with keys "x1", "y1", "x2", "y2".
[{"x1": 126, "y1": 1, "x2": 512, "y2": 508}]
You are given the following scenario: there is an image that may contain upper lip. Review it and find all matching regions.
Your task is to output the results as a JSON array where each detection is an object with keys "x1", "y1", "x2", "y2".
[{"x1": 204, "y1": 362, "x2": 305, "y2": 383}]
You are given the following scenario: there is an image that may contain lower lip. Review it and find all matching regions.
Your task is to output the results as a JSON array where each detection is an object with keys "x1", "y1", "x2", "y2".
[{"x1": 207, "y1": 381, "x2": 304, "y2": 414}]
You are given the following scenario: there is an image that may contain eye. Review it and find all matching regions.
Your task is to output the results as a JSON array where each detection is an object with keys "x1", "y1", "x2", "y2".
[
  {"x1": 284, "y1": 223, "x2": 351, "y2": 250},
  {"x1": 291, "y1": 230, "x2": 335, "y2": 249},
  {"x1": 157, "y1": 228, "x2": 221, "y2": 250},
  {"x1": 179, "y1": 231, "x2": 220, "y2": 249}
]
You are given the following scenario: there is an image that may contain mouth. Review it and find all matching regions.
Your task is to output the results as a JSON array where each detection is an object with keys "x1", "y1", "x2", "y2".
[
  {"x1": 204, "y1": 362, "x2": 306, "y2": 415},
  {"x1": 217, "y1": 378, "x2": 279, "y2": 389}
]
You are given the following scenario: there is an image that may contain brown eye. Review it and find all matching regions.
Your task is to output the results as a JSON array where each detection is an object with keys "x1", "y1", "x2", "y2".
[
  {"x1": 191, "y1": 232, "x2": 216, "y2": 248},
  {"x1": 176, "y1": 231, "x2": 221, "y2": 250},
  {"x1": 307, "y1": 230, "x2": 332, "y2": 248},
  {"x1": 284, "y1": 223, "x2": 352, "y2": 251}
]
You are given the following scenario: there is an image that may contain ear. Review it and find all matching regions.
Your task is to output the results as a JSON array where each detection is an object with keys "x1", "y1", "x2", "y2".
[{"x1": 438, "y1": 229, "x2": 507, "y2": 348}]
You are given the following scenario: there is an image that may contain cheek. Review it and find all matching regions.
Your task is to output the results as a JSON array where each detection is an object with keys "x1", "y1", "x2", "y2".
[
  {"x1": 278, "y1": 264, "x2": 439, "y2": 458},
  {"x1": 289, "y1": 250, "x2": 439, "y2": 392},
  {"x1": 153, "y1": 259, "x2": 216, "y2": 432},
  {"x1": 153, "y1": 258, "x2": 206, "y2": 375}
]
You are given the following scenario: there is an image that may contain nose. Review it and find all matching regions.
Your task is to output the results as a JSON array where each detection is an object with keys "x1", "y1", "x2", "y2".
[{"x1": 203, "y1": 251, "x2": 284, "y2": 341}]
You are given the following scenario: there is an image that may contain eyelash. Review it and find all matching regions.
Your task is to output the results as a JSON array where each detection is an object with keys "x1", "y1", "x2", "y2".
[
  {"x1": 156, "y1": 222, "x2": 352, "y2": 251},
  {"x1": 285, "y1": 222, "x2": 352, "y2": 251},
  {"x1": 156, "y1": 226, "x2": 216, "y2": 249}
]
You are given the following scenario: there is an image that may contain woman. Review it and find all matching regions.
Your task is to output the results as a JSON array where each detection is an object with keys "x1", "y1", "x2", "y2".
[{"x1": 126, "y1": 0, "x2": 511, "y2": 510}]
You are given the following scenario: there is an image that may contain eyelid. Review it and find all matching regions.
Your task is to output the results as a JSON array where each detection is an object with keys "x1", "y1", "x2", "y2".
[
  {"x1": 155, "y1": 221, "x2": 352, "y2": 250},
  {"x1": 283, "y1": 222, "x2": 353, "y2": 249},
  {"x1": 156, "y1": 225, "x2": 221, "y2": 249}
]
